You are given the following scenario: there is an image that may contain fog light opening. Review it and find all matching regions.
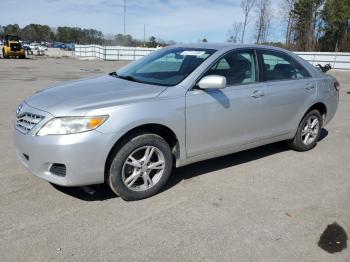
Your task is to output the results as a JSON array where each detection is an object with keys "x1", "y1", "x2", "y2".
[{"x1": 49, "y1": 164, "x2": 66, "y2": 177}]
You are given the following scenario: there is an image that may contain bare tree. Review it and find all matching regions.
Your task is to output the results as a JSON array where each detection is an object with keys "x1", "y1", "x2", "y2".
[
  {"x1": 228, "y1": 22, "x2": 243, "y2": 43},
  {"x1": 240, "y1": 0, "x2": 256, "y2": 43},
  {"x1": 254, "y1": 0, "x2": 272, "y2": 44},
  {"x1": 279, "y1": 0, "x2": 296, "y2": 45}
]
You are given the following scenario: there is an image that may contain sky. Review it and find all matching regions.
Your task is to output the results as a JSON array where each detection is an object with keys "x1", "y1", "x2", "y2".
[{"x1": 0, "y1": 0, "x2": 285, "y2": 43}]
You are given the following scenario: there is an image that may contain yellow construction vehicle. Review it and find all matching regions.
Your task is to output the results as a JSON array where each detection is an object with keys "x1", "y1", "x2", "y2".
[{"x1": 2, "y1": 35, "x2": 25, "y2": 59}]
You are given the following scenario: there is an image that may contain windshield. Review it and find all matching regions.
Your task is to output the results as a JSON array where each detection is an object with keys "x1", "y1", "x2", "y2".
[{"x1": 116, "y1": 47, "x2": 216, "y2": 86}]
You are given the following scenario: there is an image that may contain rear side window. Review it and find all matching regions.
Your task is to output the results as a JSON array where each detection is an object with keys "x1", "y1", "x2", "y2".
[
  {"x1": 261, "y1": 51, "x2": 310, "y2": 81},
  {"x1": 205, "y1": 50, "x2": 257, "y2": 86}
]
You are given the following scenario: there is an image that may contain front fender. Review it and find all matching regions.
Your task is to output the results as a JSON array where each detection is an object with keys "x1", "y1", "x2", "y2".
[{"x1": 92, "y1": 97, "x2": 186, "y2": 163}]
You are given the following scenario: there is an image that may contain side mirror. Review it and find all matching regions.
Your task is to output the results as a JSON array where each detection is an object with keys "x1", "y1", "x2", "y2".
[{"x1": 197, "y1": 75, "x2": 227, "y2": 90}]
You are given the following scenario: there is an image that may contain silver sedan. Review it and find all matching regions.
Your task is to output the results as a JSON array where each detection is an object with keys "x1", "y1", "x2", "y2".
[{"x1": 14, "y1": 44, "x2": 340, "y2": 200}]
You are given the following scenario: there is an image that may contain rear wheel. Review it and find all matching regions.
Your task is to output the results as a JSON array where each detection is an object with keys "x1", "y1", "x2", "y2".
[
  {"x1": 107, "y1": 133, "x2": 173, "y2": 201},
  {"x1": 287, "y1": 110, "x2": 322, "y2": 151}
]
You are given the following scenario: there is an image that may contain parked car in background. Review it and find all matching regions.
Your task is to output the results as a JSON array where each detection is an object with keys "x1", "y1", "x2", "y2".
[
  {"x1": 30, "y1": 43, "x2": 48, "y2": 51},
  {"x1": 14, "y1": 44, "x2": 339, "y2": 200},
  {"x1": 22, "y1": 44, "x2": 32, "y2": 54},
  {"x1": 27, "y1": 43, "x2": 47, "y2": 55},
  {"x1": 51, "y1": 42, "x2": 66, "y2": 49},
  {"x1": 62, "y1": 43, "x2": 75, "y2": 51}
]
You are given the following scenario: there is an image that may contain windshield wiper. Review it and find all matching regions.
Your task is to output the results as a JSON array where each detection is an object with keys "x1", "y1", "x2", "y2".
[
  {"x1": 117, "y1": 75, "x2": 147, "y2": 84},
  {"x1": 109, "y1": 71, "x2": 118, "y2": 77},
  {"x1": 109, "y1": 72, "x2": 140, "y2": 83}
]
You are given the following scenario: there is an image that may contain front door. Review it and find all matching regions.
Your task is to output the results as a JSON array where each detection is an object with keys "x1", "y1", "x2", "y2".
[{"x1": 185, "y1": 49, "x2": 266, "y2": 157}]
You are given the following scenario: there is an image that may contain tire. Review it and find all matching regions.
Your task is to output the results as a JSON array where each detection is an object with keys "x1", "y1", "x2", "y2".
[
  {"x1": 287, "y1": 110, "x2": 323, "y2": 151},
  {"x1": 107, "y1": 132, "x2": 173, "y2": 201},
  {"x1": 2, "y1": 49, "x2": 7, "y2": 59}
]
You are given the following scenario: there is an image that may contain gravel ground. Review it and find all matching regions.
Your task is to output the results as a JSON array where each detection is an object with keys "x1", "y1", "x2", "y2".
[{"x1": 0, "y1": 57, "x2": 349, "y2": 262}]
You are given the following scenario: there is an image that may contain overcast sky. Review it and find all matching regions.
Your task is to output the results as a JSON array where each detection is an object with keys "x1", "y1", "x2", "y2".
[{"x1": 1, "y1": 0, "x2": 284, "y2": 43}]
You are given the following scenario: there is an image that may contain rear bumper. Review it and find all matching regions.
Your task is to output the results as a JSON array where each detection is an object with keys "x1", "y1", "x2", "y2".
[{"x1": 324, "y1": 91, "x2": 339, "y2": 126}]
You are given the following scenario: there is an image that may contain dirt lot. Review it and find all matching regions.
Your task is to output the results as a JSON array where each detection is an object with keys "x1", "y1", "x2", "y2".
[{"x1": 0, "y1": 57, "x2": 349, "y2": 262}]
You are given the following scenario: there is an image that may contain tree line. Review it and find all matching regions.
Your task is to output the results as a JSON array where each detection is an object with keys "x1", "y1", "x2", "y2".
[
  {"x1": 228, "y1": 0, "x2": 350, "y2": 52},
  {"x1": 0, "y1": 23, "x2": 168, "y2": 47}
]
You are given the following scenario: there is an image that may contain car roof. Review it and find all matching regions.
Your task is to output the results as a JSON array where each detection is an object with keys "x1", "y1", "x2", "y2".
[
  {"x1": 172, "y1": 43, "x2": 288, "y2": 52},
  {"x1": 171, "y1": 43, "x2": 321, "y2": 79}
]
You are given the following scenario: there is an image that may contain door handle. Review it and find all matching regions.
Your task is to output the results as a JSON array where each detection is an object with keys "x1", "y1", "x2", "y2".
[
  {"x1": 250, "y1": 90, "x2": 264, "y2": 98},
  {"x1": 305, "y1": 83, "x2": 315, "y2": 90}
]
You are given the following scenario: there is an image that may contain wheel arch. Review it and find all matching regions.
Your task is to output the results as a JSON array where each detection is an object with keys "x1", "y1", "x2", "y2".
[
  {"x1": 304, "y1": 102, "x2": 327, "y2": 124},
  {"x1": 291, "y1": 102, "x2": 327, "y2": 138},
  {"x1": 104, "y1": 123, "x2": 180, "y2": 182}
]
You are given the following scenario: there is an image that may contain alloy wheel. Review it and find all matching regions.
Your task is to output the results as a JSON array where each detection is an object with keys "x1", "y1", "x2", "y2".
[
  {"x1": 301, "y1": 116, "x2": 319, "y2": 145},
  {"x1": 121, "y1": 146, "x2": 165, "y2": 192}
]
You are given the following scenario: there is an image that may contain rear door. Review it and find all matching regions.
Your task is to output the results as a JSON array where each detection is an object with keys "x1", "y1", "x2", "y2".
[{"x1": 258, "y1": 49, "x2": 316, "y2": 138}]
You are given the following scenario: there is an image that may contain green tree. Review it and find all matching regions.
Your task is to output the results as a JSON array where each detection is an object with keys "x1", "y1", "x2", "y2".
[
  {"x1": 147, "y1": 36, "x2": 157, "y2": 48},
  {"x1": 114, "y1": 34, "x2": 142, "y2": 46},
  {"x1": 319, "y1": 0, "x2": 350, "y2": 51},
  {"x1": 1, "y1": 24, "x2": 21, "y2": 37},
  {"x1": 21, "y1": 24, "x2": 53, "y2": 42},
  {"x1": 56, "y1": 26, "x2": 103, "y2": 44},
  {"x1": 291, "y1": 0, "x2": 324, "y2": 51}
]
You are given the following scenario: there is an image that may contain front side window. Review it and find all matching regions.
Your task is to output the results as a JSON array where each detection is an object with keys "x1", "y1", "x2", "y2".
[
  {"x1": 204, "y1": 50, "x2": 257, "y2": 86},
  {"x1": 261, "y1": 51, "x2": 310, "y2": 81},
  {"x1": 117, "y1": 47, "x2": 215, "y2": 86}
]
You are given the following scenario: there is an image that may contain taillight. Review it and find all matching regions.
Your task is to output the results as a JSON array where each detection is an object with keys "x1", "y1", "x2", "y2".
[{"x1": 334, "y1": 80, "x2": 340, "y2": 91}]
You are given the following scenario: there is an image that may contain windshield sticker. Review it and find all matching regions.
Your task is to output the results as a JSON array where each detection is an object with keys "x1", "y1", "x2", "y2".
[{"x1": 180, "y1": 51, "x2": 206, "y2": 57}]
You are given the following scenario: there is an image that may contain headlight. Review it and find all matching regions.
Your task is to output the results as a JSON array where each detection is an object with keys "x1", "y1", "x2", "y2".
[{"x1": 36, "y1": 115, "x2": 108, "y2": 136}]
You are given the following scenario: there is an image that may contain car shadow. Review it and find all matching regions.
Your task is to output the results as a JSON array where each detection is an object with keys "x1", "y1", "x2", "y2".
[
  {"x1": 163, "y1": 128, "x2": 329, "y2": 193},
  {"x1": 51, "y1": 183, "x2": 117, "y2": 201},
  {"x1": 51, "y1": 129, "x2": 328, "y2": 201},
  {"x1": 319, "y1": 128, "x2": 328, "y2": 141},
  {"x1": 162, "y1": 141, "x2": 290, "y2": 192}
]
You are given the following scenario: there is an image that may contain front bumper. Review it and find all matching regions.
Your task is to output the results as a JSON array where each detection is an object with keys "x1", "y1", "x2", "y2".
[{"x1": 14, "y1": 103, "x2": 117, "y2": 186}]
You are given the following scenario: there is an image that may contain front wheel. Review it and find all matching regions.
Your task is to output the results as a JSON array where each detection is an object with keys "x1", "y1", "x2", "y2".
[
  {"x1": 287, "y1": 110, "x2": 322, "y2": 151},
  {"x1": 107, "y1": 133, "x2": 173, "y2": 201}
]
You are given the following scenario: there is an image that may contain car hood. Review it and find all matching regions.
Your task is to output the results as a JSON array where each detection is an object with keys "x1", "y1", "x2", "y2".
[{"x1": 25, "y1": 75, "x2": 168, "y2": 116}]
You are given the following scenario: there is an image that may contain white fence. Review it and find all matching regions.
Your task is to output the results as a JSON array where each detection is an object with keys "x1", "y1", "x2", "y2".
[
  {"x1": 74, "y1": 45, "x2": 157, "y2": 61},
  {"x1": 75, "y1": 45, "x2": 350, "y2": 70},
  {"x1": 295, "y1": 52, "x2": 350, "y2": 70}
]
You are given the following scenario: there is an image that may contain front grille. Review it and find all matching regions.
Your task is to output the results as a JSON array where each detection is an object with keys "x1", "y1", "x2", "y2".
[
  {"x1": 16, "y1": 113, "x2": 44, "y2": 134},
  {"x1": 49, "y1": 164, "x2": 66, "y2": 177}
]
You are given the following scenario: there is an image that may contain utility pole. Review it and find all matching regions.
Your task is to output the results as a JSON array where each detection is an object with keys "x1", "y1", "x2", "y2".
[
  {"x1": 123, "y1": 0, "x2": 126, "y2": 35},
  {"x1": 143, "y1": 24, "x2": 146, "y2": 47}
]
